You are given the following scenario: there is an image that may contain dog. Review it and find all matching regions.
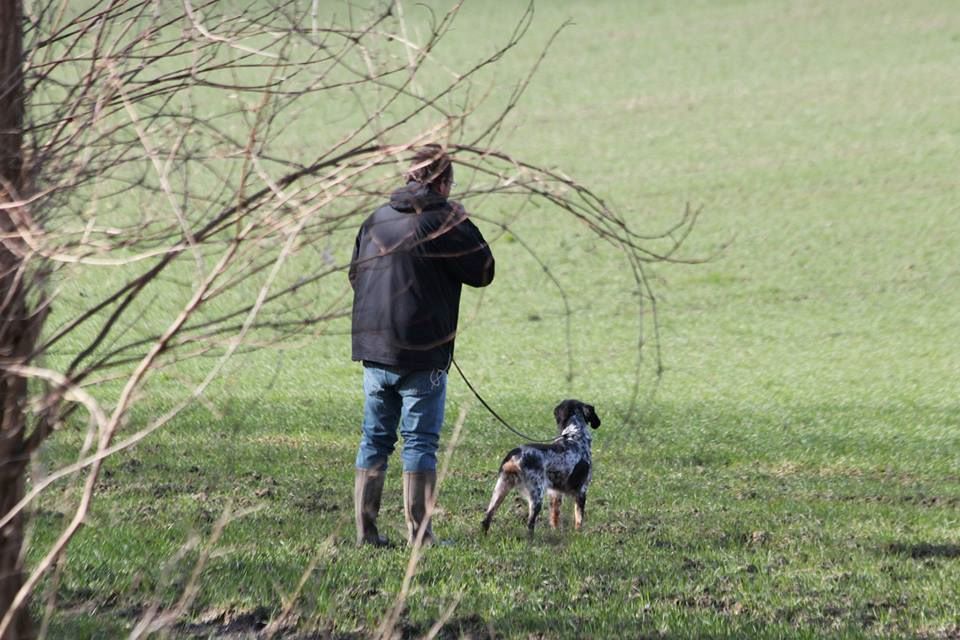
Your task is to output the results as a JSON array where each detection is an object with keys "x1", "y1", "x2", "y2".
[{"x1": 481, "y1": 399, "x2": 600, "y2": 539}]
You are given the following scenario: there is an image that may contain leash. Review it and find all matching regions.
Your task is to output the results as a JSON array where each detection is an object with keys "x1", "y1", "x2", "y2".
[{"x1": 451, "y1": 357, "x2": 557, "y2": 444}]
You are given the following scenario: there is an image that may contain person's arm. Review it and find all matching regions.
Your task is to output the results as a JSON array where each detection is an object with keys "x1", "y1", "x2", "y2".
[
  {"x1": 348, "y1": 227, "x2": 363, "y2": 290},
  {"x1": 437, "y1": 203, "x2": 495, "y2": 287}
]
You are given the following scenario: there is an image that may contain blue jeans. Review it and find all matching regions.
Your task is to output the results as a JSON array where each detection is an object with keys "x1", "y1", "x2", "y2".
[{"x1": 355, "y1": 364, "x2": 447, "y2": 473}]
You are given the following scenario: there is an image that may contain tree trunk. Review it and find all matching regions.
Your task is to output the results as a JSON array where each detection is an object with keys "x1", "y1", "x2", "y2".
[{"x1": 1, "y1": 0, "x2": 36, "y2": 637}]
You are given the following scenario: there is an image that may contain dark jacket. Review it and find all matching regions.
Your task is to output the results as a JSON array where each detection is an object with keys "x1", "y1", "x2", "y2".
[{"x1": 349, "y1": 182, "x2": 495, "y2": 369}]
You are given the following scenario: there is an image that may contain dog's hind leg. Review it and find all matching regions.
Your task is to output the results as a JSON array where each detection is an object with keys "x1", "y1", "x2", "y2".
[
  {"x1": 525, "y1": 482, "x2": 544, "y2": 541},
  {"x1": 548, "y1": 491, "x2": 562, "y2": 529},
  {"x1": 481, "y1": 474, "x2": 515, "y2": 534}
]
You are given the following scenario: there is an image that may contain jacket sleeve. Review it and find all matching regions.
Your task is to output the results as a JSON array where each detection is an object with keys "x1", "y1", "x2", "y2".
[
  {"x1": 348, "y1": 227, "x2": 362, "y2": 290},
  {"x1": 436, "y1": 216, "x2": 495, "y2": 288}
]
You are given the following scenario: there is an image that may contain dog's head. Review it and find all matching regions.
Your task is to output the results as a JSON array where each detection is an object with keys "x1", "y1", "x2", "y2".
[{"x1": 553, "y1": 399, "x2": 601, "y2": 433}]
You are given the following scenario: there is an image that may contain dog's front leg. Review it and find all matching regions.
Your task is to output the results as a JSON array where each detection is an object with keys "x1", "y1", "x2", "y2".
[{"x1": 574, "y1": 490, "x2": 587, "y2": 530}]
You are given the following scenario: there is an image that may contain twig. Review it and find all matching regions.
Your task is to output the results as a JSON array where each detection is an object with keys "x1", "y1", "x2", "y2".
[{"x1": 375, "y1": 403, "x2": 471, "y2": 640}]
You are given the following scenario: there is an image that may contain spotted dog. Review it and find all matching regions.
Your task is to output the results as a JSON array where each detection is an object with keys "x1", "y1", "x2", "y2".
[{"x1": 481, "y1": 399, "x2": 600, "y2": 539}]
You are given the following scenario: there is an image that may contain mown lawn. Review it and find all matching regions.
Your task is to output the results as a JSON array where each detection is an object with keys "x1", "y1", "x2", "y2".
[{"x1": 30, "y1": 0, "x2": 960, "y2": 637}]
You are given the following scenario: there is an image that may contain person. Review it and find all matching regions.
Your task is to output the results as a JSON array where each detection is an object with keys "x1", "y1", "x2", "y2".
[{"x1": 348, "y1": 145, "x2": 495, "y2": 547}]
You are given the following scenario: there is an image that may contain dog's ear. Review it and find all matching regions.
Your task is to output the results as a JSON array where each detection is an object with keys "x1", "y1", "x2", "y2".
[
  {"x1": 554, "y1": 401, "x2": 571, "y2": 428},
  {"x1": 583, "y1": 403, "x2": 601, "y2": 429}
]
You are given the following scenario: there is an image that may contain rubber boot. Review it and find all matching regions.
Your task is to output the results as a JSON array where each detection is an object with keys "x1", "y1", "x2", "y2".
[
  {"x1": 403, "y1": 470, "x2": 437, "y2": 547},
  {"x1": 354, "y1": 467, "x2": 391, "y2": 547}
]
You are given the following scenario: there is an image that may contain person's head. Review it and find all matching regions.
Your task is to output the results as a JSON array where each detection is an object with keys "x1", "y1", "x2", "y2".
[{"x1": 406, "y1": 144, "x2": 453, "y2": 197}]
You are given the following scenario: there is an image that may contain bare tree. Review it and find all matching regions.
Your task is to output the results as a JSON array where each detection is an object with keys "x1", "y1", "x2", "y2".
[
  {"x1": 2, "y1": 1, "x2": 39, "y2": 636},
  {"x1": 0, "y1": 0, "x2": 699, "y2": 636}
]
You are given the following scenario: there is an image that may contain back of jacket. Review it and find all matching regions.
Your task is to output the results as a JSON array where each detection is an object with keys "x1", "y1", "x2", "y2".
[{"x1": 349, "y1": 182, "x2": 495, "y2": 370}]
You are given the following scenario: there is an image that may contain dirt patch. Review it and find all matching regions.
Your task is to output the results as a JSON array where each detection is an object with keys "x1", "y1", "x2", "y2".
[
  {"x1": 916, "y1": 624, "x2": 960, "y2": 639},
  {"x1": 293, "y1": 490, "x2": 342, "y2": 514},
  {"x1": 430, "y1": 614, "x2": 492, "y2": 639},
  {"x1": 668, "y1": 590, "x2": 746, "y2": 617},
  {"x1": 816, "y1": 493, "x2": 960, "y2": 508},
  {"x1": 885, "y1": 542, "x2": 960, "y2": 559},
  {"x1": 178, "y1": 606, "x2": 272, "y2": 638}
]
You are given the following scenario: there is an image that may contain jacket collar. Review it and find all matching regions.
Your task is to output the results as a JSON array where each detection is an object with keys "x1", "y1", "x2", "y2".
[{"x1": 389, "y1": 181, "x2": 448, "y2": 213}]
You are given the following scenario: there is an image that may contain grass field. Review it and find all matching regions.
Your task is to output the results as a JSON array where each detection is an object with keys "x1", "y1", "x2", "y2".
[{"x1": 29, "y1": 0, "x2": 960, "y2": 637}]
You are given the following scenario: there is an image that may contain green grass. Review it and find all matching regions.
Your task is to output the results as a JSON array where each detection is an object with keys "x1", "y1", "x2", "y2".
[{"x1": 28, "y1": 0, "x2": 960, "y2": 637}]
